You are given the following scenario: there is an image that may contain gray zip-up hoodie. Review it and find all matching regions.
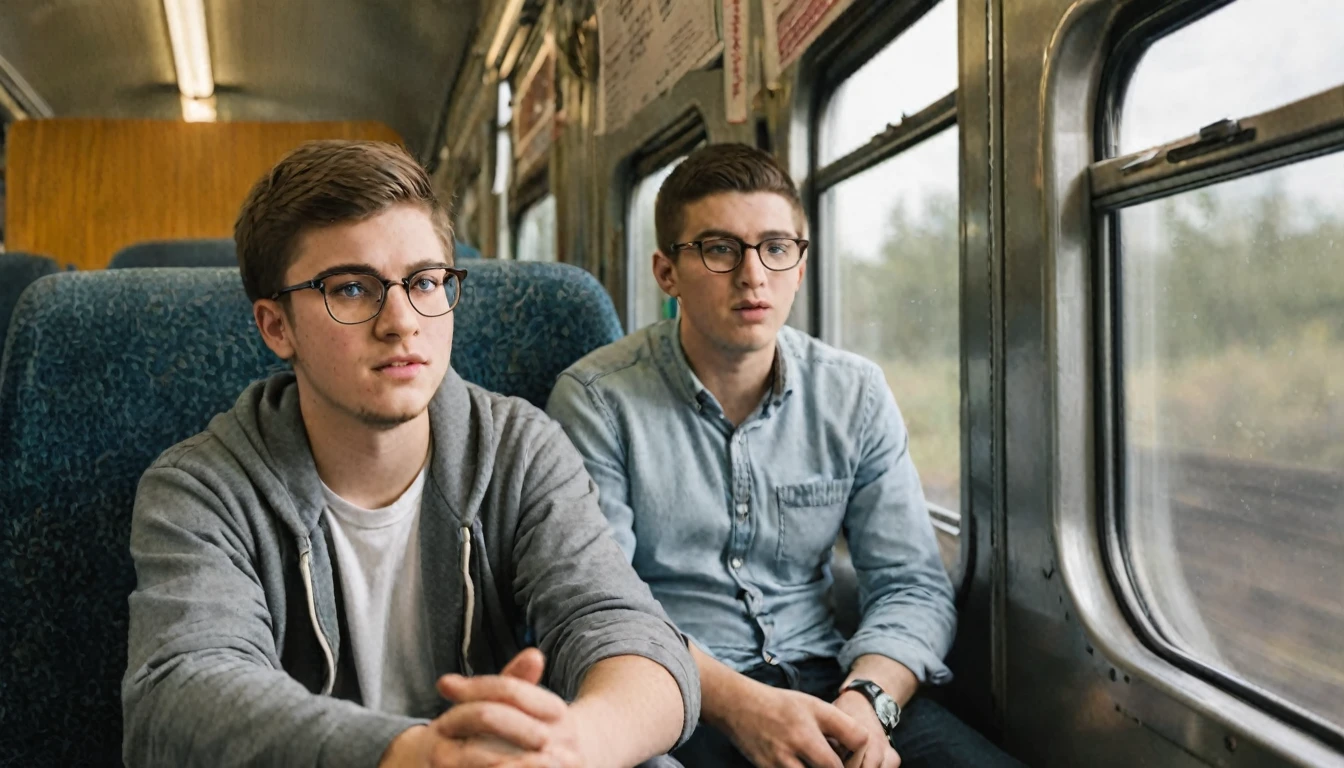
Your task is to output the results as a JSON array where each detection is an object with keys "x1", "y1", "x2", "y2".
[{"x1": 122, "y1": 369, "x2": 699, "y2": 767}]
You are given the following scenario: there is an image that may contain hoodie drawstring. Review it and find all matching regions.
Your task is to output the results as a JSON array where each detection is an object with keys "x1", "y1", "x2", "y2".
[
  {"x1": 298, "y1": 549, "x2": 337, "y2": 695},
  {"x1": 460, "y1": 525, "x2": 475, "y2": 676}
]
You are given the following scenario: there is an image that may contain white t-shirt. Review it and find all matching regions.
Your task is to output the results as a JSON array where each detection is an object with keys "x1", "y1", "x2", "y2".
[{"x1": 322, "y1": 464, "x2": 440, "y2": 716}]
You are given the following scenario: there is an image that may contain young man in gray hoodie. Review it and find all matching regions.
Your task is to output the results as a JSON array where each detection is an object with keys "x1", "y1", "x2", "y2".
[{"x1": 122, "y1": 140, "x2": 699, "y2": 768}]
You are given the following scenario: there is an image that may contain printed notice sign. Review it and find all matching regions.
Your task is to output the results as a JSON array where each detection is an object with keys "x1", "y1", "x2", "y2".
[
  {"x1": 768, "y1": 0, "x2": 856, "y2": 72},
  {"x1": 597, "y1": 0, "x2": 721, "y2": 135},
  {"x1": 723, "y1": 0, "x2": 750, "y2": 124}
]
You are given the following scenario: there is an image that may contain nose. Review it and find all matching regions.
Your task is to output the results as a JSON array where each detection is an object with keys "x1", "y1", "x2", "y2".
[
  {"x1": 373, "y1": 282, "x2": 421, "y2": 339},
  {"x1": 735, "y1": 245, "x2": 768, "y2": 289}
]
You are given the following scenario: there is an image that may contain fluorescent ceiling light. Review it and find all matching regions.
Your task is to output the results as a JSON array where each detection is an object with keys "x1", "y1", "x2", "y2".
[
  {"x1": 181, "y1": 95, "x2": 217, "y2": 123},
  {"x1": 163, "y1": 0, "x2": 214, "y2": 99}
]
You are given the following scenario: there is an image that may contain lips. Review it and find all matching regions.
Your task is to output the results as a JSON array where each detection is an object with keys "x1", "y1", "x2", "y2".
[
  {"x1": 375, "y1": 355, "x2": 428, "y2": 370},
  {"x1": 732, "y1": 300, "x2": 771, "y2": 311}
]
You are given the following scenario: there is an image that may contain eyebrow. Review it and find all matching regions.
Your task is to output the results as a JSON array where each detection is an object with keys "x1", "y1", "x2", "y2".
[
  {"x1": 311, "y1": 260, "x2": 453, "y2": 281},
  {"x1": 689, "y1": 228, "x2": 799, "y2": 241}
]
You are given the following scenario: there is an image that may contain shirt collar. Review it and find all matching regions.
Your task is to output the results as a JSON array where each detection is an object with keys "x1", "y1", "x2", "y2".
[{"x1": 652, "y1": 318, "x2": 794, "y2": 410}]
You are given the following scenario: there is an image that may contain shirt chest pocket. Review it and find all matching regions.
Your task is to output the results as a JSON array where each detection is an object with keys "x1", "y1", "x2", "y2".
[{"x1": 775, "y1": 477, "x2": 853, "y2": 585}]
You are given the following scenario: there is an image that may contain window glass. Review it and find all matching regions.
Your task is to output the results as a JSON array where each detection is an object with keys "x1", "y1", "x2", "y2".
[
  {"x1": 820, "y1": 127, "x2": 960, "y2": 519},
  {"x1": 1120, "y1": 152, "x2": 1344, "y2": 727},
  {"x1": 516, "y1": 194, "x2": 556, "y2": 262},
  {"x1": 495, "y1": 82, "x2": 513, "y2": 260},
  {"x1": 1120, "y1": 0, "x2": 1344, "y2": 153},
  {"x1": 627, "y1": 159, "x2": 683, "y2": 331},
  {"x1": 819, "y1": 0, "x2": 957, "y2": 166}
]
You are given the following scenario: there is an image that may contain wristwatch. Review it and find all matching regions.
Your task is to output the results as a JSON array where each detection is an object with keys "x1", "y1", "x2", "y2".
[{"x1": 842, "y1": 679, "x2": 901, "y2": 742}]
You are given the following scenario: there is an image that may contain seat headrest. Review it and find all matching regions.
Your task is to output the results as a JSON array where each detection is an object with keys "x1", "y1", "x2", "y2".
[
  {"x1": 452, "y1": 260, "x2": 622, "y2": 408},
  {"x1": 0, "y1": 252, "x2": 60, "y2": 350},
  {"x1": 107, "y1": 238, "x2": 238, "y2": 269}
]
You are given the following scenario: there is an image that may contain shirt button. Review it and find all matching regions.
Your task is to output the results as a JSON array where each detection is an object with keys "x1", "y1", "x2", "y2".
[
  {"x1": 736, "y1": 503, "x2": 748, "y2": 517},
  {"x1": 730, "y1": 557, "x2": 743, "y2": 570}
]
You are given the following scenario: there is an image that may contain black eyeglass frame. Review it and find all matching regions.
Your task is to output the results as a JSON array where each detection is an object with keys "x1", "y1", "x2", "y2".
[
  {"x1": 270, "y1": 266, "x2": 469, "y2": 325},
  {"x1": 671, "y1": 236, "x2": 810, "y2": 273}
]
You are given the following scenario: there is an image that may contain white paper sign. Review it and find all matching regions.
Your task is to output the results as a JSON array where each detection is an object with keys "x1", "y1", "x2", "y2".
[
  {"x1": 723, "y1": 0, "x2": 750, "y2": 124},
  {"x1": 597, "y1": 0, "x2": 722, "y2": 135},
  {"x1": 770, "y1": 0, "x2": 856, "y2": 71}
]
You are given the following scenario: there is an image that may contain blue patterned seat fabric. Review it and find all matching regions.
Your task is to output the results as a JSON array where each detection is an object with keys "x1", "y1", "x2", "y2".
[
  {"x1": 107, "y1": 238, "x2": 238, "y2": 269},
  {"x1": 0, "y1": 261, "x2": 621, "y2": 764},
  {"x1": 454, "y1": 239, "x2": 483, "y2": 260},
  {"x1": 0, "y1": 252, "x2": 60, "y2": 351}
]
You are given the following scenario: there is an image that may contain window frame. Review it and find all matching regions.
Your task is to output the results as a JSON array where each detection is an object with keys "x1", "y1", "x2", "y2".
[
  {"x1": 807, "y1": 0, "x2": 966, "y2": 586},
  {"x1": 620, "y1": 110, "x2": 708, "y2": 331},
  {"x1": 512, "y1": 185, "x2": 557, "y2": 263},
  {"x1": 1093, "y1": 0, "x2": 1344, "y2": 749}
]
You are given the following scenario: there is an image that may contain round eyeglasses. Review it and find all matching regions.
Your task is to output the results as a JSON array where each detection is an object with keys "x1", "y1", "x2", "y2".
[
  {"x1": 271, "y1": 266, "x2": 467, "y2": 325},
  {"x1": 672, "y1": 236, "x2": 809, "y2": 273}
]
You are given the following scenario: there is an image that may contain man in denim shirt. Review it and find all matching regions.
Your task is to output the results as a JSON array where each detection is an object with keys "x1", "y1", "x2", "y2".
[{"x1": 547, "y1": 144, "x2": 1021, "y2": 767}]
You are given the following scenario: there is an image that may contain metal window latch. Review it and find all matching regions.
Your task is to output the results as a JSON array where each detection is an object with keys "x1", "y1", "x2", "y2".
[{"x1": 1165, "y1": 118, "x2": 1256, "y2": 164}]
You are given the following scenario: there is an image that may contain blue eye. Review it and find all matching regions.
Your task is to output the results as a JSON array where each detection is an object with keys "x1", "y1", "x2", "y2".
[
  {"x1": 413, "y1": 276, "x2": 440, "y2": 292},
  {"x1": 335, "y1": 282, "x2": 368, "y2": 299}
]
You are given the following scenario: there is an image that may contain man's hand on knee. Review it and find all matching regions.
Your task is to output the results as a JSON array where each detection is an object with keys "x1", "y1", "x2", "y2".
[
  {"x1": 720, "y1": 681, "x2": 869, "y2": 768},
  {"x1": 833, "y1": 690, "x2": 901, "y2": 768}
]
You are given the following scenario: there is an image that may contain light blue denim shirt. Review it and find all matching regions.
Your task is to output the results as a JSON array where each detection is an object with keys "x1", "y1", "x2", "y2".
[{"x1": 545, "y1": 319, "x2": 955, "y2": 683}]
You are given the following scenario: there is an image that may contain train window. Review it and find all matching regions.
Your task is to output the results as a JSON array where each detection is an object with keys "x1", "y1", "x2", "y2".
[
  {"x1": 1098, "y1": 0, "x2": 1344, "y2": 741},
  {"x1": 1119, "y1": 0, "x2": 1344, "y2": 153},
  {"x1": 1118, "y1": 152, "x2": 1344, "y2": 732},
  {"x1": 495, "y1": 81, "x2": 513, "y2": 260},
  {"x1": 819, "y1": 0, "x2": 957, "y2": 167},
  {"x1": 814, "y1": 0, "x2": 961, "y2": 568},
  {"x1": 515, "y1": 193, "x2": 557, "y2": 262},
  {"x1": 627, "y1": 159, "x2": 682, "y2": 331}
]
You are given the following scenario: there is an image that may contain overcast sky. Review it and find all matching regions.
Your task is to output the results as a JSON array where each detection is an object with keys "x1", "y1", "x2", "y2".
[{"x1": 826, "y1": 0, "x2": 1344, "y2": 263}]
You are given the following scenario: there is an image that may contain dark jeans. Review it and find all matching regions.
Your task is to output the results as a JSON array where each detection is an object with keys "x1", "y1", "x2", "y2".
[{"x1": 672, "y1": 657, "x2": 1026, "y2": 768}]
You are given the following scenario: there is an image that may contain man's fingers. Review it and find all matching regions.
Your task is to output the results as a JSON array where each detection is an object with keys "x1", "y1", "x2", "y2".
[
  {"x1": 795, "y1": 731, "x2": 845, "y2": 768},
  {"x1": 428, "y1": 737, "x2": 530, "y2": 768},
  {"x1": 437, "y1": 673, "x2": 567, "y2": 722},
  {"x1": 860, "y1": 739, "x2": 887, "y2": 768},
  {"x1": 882, "y1": 747, "x2": 902, "y2": 768},
  {"x1": 500, "y1": 647, "x2": 546, "y2": 685},
  {"x1": 433, "y1": 701, "x2": 550, "y2": 751},
  {"x1": 813, "y1": 702, "x2": 869, "y2": 755}
]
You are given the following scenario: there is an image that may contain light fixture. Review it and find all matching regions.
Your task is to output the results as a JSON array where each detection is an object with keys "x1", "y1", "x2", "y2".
[
  {"x1": 163, "y1": 0, "x2": 214, "y2": 103},
  {"x1": 180, "y1": 94, "x2": 217, "y2": 123}
]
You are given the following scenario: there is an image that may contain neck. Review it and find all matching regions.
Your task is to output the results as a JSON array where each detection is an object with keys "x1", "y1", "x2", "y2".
[
  {"x1": 678, "y1": 320, "x2": 776, "y2": 427},
  {"x1": 299, "y1": 392, "x2": 432, "y2": 510}
]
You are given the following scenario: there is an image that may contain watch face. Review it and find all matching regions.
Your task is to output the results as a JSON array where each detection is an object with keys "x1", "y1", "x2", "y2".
[{"x1": 875, "y1": 696, "x2": 899, "y2": 728}]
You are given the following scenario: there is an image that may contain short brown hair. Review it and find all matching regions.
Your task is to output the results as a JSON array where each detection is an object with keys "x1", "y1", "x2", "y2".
[
  {"x1": 653, "y1": 143, "x2": 804, "y2": 255},
  {"x1": 234, "y1": 140, "x2": 453, "y2": 301}
]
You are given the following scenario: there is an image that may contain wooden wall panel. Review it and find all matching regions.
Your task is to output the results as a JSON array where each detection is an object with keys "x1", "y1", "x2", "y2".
[{"x1": 5, "y1": 119, "x2": 403, "y2": 270}]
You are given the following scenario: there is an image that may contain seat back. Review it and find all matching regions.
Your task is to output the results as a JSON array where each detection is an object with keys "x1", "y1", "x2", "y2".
[
  {"x1": 0, "y1": 261, "x2": 621, "y2": 763},
  {"x1": 0, "y1": 252, "x2": 60, "y2": 350},
  {"x1": 107, "y1": 238, "x2": 238, "y2": 269},
  {"x1": 454, "y1": 239, "x2": 483, "y2": 260},
  {"x1": 453, "y1": 260, "x2": 622, "y2": 407}
]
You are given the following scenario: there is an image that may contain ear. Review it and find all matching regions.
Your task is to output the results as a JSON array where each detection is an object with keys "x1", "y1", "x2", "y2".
[
  {"x1": 254, "y1": 299, "x2": 297, "y2": 361},
  {"x1": 653, "y1": 250, "x2": 680, "y2": 297},
  {"x1": 795, "y1": 256, "x2": 808, "y2": 289}
]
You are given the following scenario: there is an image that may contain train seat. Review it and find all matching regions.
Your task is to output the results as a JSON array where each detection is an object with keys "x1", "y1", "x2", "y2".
[
  {"x1": 0, "y1": 252, "x2": 60, "y2": 350},
  {"x1": 108, "y1": 238, "x2": 238, "y2": 269},
  {"x1": 454, "y1": 239, "x2": 483, "y2": 259},
  {"x1": 0, "y1": 261, "x2": 622, "y2": 763}
]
